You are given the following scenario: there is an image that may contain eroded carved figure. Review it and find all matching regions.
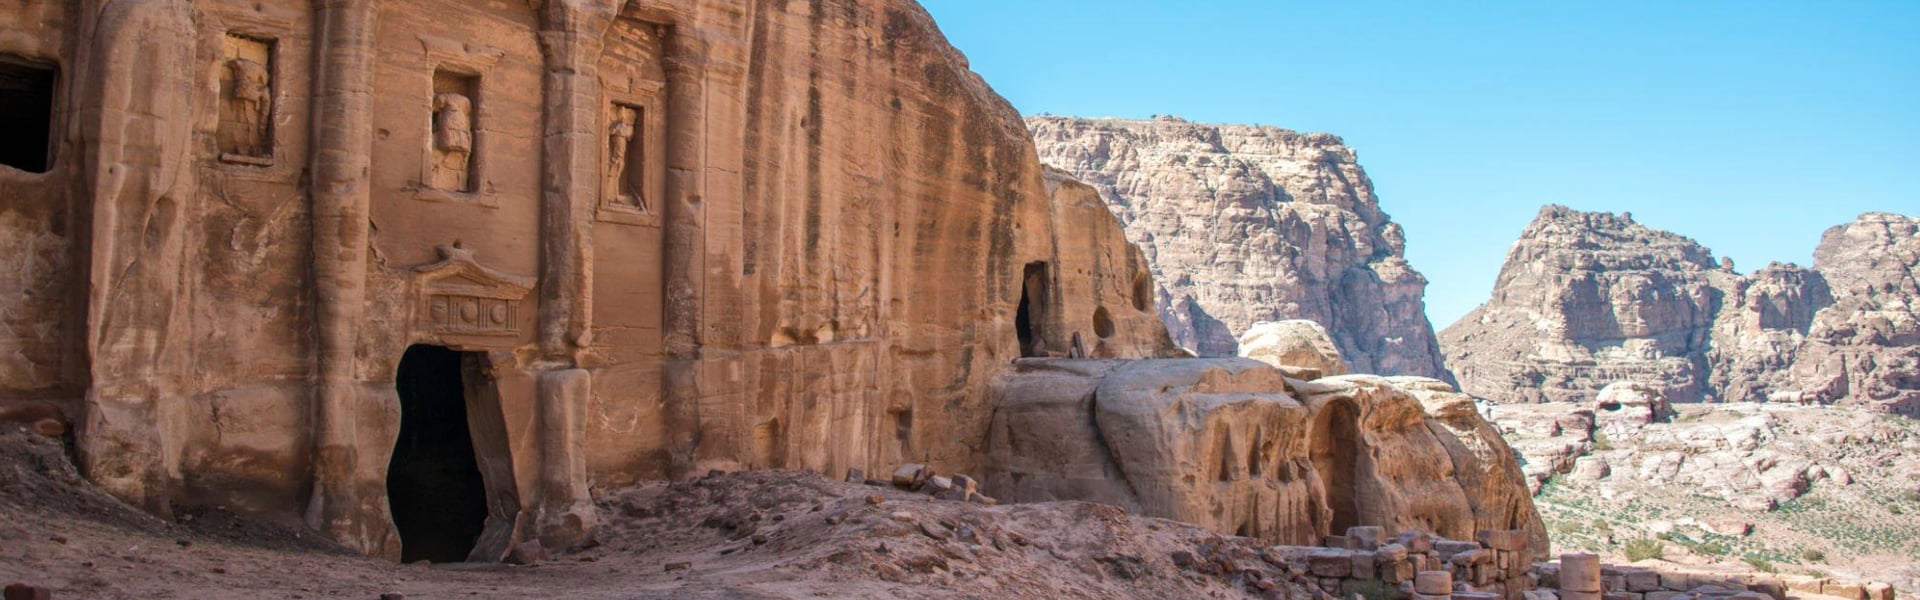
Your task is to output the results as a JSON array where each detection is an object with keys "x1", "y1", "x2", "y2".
[
  {"x1": 432, "y1": 92, "x2": 474, "y2": 190},
  {"x1": 219, "y1": 58, "x2": 270, "y2": 157},
  {"x1": 608, "y1": 105, "x2": 646, "y2": 211}
]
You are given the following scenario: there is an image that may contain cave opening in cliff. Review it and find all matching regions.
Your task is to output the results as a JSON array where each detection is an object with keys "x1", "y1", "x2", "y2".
[
  {"x1": 0, "y1": 57, "x2": 57, "y2": 173},
  {"x1": 1017, "y1": 262, "x2": 1051, "y2": 357},
  {"x1": 1311, "y1": 400, "x2": 1363, "y2": 535},
  {"x1": 387, "y1": 344, "x2": 490, "y2": 563}
]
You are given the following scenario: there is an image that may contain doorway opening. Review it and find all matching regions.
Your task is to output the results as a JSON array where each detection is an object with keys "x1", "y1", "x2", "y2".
[
  {"x1": 0, "y1": 57, "x2": 57, "y2": 173},
  {"x1": 1310, "y1": 399, "x2": 1363, "y2": 535},
  {"x1": 387, "y1": 344, "x2": 490, "y2": 563},
  {"x1": 1016, "y1": 262, "x2": 1050, "y2": 358}
]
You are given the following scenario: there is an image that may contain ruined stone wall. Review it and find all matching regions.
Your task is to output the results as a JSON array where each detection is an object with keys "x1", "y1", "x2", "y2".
[{"x1": 0, "y1": 0, "x2": 1178, "y2": 558}]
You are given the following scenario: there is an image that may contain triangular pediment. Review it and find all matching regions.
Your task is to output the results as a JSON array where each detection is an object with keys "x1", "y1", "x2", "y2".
[{"x1": 413, "y1": 243, "x2": 535, "y2": 301}]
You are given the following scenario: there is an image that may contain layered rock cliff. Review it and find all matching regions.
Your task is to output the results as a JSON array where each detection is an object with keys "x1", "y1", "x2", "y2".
[
  {"x1": 1443, "y1": 206, "x2": 1919, "y2": 414},
  {"x1": 1027, "y1": 116, "x2": 1453, "y2": 381}
]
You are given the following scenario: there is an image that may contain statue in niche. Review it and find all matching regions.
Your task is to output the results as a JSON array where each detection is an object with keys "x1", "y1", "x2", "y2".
[
  {"x1": 218, "y1": 57, "x2": 271, "y2": 158},
  {"x1": 607, "y1": 105, "x2": 648, "y2": 212},
  {"x1": 431, "y1": 92, "x2": 474, "y2": 191}
]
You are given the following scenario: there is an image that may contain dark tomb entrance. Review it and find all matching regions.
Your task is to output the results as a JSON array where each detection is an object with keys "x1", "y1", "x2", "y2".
[
  {"x1": 387, "y1": 344, "x2": 490, "y2": 563},
  {"x1": 1016, "y1": 261, "x2": 1051, "y2": 358},
  {"x1": 0, "y1": 57, "x2": 57, "y2": 173},
  {"x1": 1310, "y1": 399, "x2": 1364, "y2": 535}
]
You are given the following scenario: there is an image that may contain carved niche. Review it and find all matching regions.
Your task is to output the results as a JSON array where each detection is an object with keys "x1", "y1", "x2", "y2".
[
  {"x1": 596, "y1": 17, "x2": 667, "y2": 226},
  {"x1": 412, "y1": 243, "x2": 534, "y2": 340},
  {"x1": 218, "y1": 34, "x2": 274, "y2": 165}
]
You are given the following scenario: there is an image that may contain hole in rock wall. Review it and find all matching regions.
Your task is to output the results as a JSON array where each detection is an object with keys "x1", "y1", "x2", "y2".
[
  {"x1": 387, "y1": 345, "x2": 490, "y2": 563},
  {"x1": 1092, "y1": 306, "x2": 1116, "y2": 339},
  {"x1": 0, "y1": 57, "x2": 57, "y2": 173},
  {"x1": 1310, "y1": 400, "x2": 1364, "y2": 535},
  {"x1": 1017, "y1": 262, "x2": 1051, "y2": 358},
  {"x1": 1132, "y1": 273, "x2": 1153, "y2": 312}
]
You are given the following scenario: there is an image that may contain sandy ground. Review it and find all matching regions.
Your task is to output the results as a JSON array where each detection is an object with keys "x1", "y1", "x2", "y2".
[{"x1": 0, "y1": 427, "x2": 1302, "y2": 599}]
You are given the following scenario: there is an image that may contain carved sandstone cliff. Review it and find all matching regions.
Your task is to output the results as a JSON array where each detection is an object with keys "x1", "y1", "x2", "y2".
[
  {"x1": 0, "y1": 0, "x2": 1180, "y2": 559},
  {"x1": 1443, "y1": 207, "x2": 1918, "y2": 415},
  {"x1": 1027, "y1": 116, "x2": 1453, "y2": 381}
]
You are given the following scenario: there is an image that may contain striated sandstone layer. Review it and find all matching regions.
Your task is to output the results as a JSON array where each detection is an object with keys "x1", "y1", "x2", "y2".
[
  {"x1": 1027, "y1": 116, "x2": 1453, "y2": 381},
  {"x1": 1441, "y1": 205, "x2": 1730, "y2": 405},
  {"x1": 1444, "y1": 207, "x2": 1919, "y2": 414},
  {"x1": 1792, "y1": 213, "x2": 1920, "y2": 415},
  {"x1": 983, "y1": 358, "x2": 1547, "y2": 561}
]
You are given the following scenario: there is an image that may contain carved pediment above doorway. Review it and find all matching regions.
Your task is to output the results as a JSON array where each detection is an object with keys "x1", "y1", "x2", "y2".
[{"x1": 412, "y1": 242, "x2": 535, "y2": 338}]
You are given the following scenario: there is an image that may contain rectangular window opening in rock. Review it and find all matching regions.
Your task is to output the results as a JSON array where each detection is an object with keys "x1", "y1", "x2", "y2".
[
  {"x1": 0, "y1": 56, "x2": 57, "y2": 174},
  {"x1": 430, "y1": 70, "x2": 479, "y2": 192},
  {"x1": 217, "y1": 34, "x2": 274, "y2": 166}
]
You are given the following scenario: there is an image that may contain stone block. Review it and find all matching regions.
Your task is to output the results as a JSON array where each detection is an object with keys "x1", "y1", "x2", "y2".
[
  {"x1": 1603, "y1": 575, "x2": 1626, "y2": 592},
  {"x1": 1865, "y1": 582, "x2": 1894, "y2": 600},
  {"x1": 1378, "y1": 543, "x2": 1410, "y2": 563},
  {"x1": 845, "y1": 467, "x2": 865, "y2": 483},
  {"x1": 1559, "y1": 553, "x2": 1602, "y2": 593},
  {"x1": 1826, "y1": 582, "x2": 1867, "y2": 600},
  {"x1": 1401, "y1": 532, "x2": 1435, "y2": 554},
  {"x1": 1310, "y1": 551, "x2": 1354, "y2": 578},
  {"x1": 1645, "y1": 593, "x2": 1686, "y2": 600},
  {"x1": 1438, "y1": 540, "x2": 1482, "y2": 558},
  {"x1": 1781, "y1": 577, "x2": 1826, "y2": 596},
  {"x1": 1384, "y1": 559, "x2": 1416, "y2": 584},
  {"x1": 952, "y1": 473, "x2": 979, "y2": 495},
  {"x1": 1477, "y1": 530, "x2": 1528, "y2": 552},
  {"x1": 3, "y1": 585, "x2": 50, "y2": 600},
  {"x1": 1559, "y1": 591, "x2": 1602, "y2": 600},
  {"x1": 1351, "y1": 551, "x2": 1377, "y2": 580},
  {"x1": 925, "y1": 475, "x2": 954, "y2": 494},
  {"x1": 1603, "y1": 593, "x2": 1642, "y2": 600},
  {"x1": 1523, "y1": 591, "x2": 1560, "y2": 600},
  {"x1": 1623, "y1": 570, "x2": 1660, "y2": 593},
  {"x1": 1418, "y1": 571, "x2": 1456, "y2": 595},
  {"x1": 1415, "y1": 593, "x2": 1451, "y2": 600},
  {"x1": 891, "y1": 464, "x2": 925, "y2": 487},
  {"x1": 1458, "y1": 593, "x2": 1502, "y2": 600},
  {"x1": 1348, "y1": 526, "x2": 1386, "y2": 550},
  {"x1": 1326, "y1": 535, "x2": 1353, "y2": 549}
]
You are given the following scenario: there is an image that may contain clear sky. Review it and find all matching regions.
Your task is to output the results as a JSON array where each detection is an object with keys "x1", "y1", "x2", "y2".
[{"x1": 918, "y1": 0, "x2": 1920, "y2": 328}]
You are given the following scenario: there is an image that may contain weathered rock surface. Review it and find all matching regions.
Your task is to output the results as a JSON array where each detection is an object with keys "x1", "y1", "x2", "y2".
[
  {"x1": 1441, "y1": 205, "x2": 1728, "y2": 405},
  {"x1": 984, "y1": 358, "x2": 1547, "y2": 562},
  {"x1": 1027, "y1": 116, "x2": 1454, "y2": 381},
  {"x1": 1491, "y1": 402, "x2": 1920, "y2": 596},
  {"x1": 1792, "y1": 213, "x2": 1920, "y2": 415},
  {"x1": 1443, "y1": 206, "x2": 1918, "y2": 414},
  {"x1": 1239, "y1": 319, "x2": 1350, "y2": 377},
  {"x1": 0, "y1": 0, "x2": 1181, "y2": 558}
]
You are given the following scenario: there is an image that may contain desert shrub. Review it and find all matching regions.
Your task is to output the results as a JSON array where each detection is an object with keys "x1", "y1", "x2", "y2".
[
  {"x1": 1555, "y1": 521, "x2": 1585, "y2": 535},
  {"x1": 1696, "y1": 541, "x2": 1731, "y2": 556},
  {"x1": 1801, "y1": 549, "x2": 1826, "y2": 562},
  {"x1": 1744, "y1": 555, "x2": 1778, "y2": 573},
  {"x1": 1592, "y1": 432, "x2": 1613, "y2": 451},
  {"x1": 1622, "y1": 537, "x2": 1665, "y2": 562},
  {"x1": 1902, "y1": 490, "x2": 1920, "y2": 504}
]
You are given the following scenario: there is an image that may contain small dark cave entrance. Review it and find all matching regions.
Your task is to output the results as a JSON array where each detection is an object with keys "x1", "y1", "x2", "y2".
[
  {"x1": 387, "y1": 344, "x2": 490, "y2": 563},
  {"x1": 0, "y1": 57, "x2": 58, "y2": 173},
  {"x1": 1016, "y1": 261, "x2": 1050, "y2": 358},
  {"x1": 1310, "y1": 400, "x2": 1363, "y2": 535}
]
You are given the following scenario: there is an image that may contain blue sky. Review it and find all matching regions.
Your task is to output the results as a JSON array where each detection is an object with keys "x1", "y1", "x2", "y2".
[{"x1": 918, "y1": 0, "x2": 1920, "y2": 328}]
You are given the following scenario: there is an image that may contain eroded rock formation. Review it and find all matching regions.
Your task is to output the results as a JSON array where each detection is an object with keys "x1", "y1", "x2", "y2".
[
  {"x1": 0, "y1": 0, "x2": 1181, "y2": 560},
  {"x1": 1443, "y1": 206, "x2": 1918, "y2": 414},
  {"x1": 984, "y1": 358, "x2": 1548, "y2": 561},
  {"x1": 1027, "y1": 116, "x2": 1454, "y2": 381}
]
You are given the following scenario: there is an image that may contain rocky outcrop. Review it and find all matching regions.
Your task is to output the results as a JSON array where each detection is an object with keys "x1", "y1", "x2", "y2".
[
  {"x1": 1027, "y1": 116, "x2": 1453, "y2": 382},
  {"x1": 984, "y1": 358, "x2": 1547, "y2": 561},
  {"x1": 1239, "y1": 320, "x2": 1350, "y2": 378},
  {"x1": 1442, "y1": 206, "x2": 1730, "y2": 404},
  {"x1": 1443, "y1": 206, "x2": 1918, "y2": 414},
  {"x1": 1792, "y1": 213, "x2": 1920, "y2": 415}
]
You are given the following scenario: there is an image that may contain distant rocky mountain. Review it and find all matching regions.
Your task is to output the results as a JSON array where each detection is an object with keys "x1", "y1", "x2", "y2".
[
  {"x1": 1027, "y1": 115, "x2": 1453, "y2": 381},
  {"x1": 1442, "y1": 206, "x2": 1919, "y2": 415}
]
